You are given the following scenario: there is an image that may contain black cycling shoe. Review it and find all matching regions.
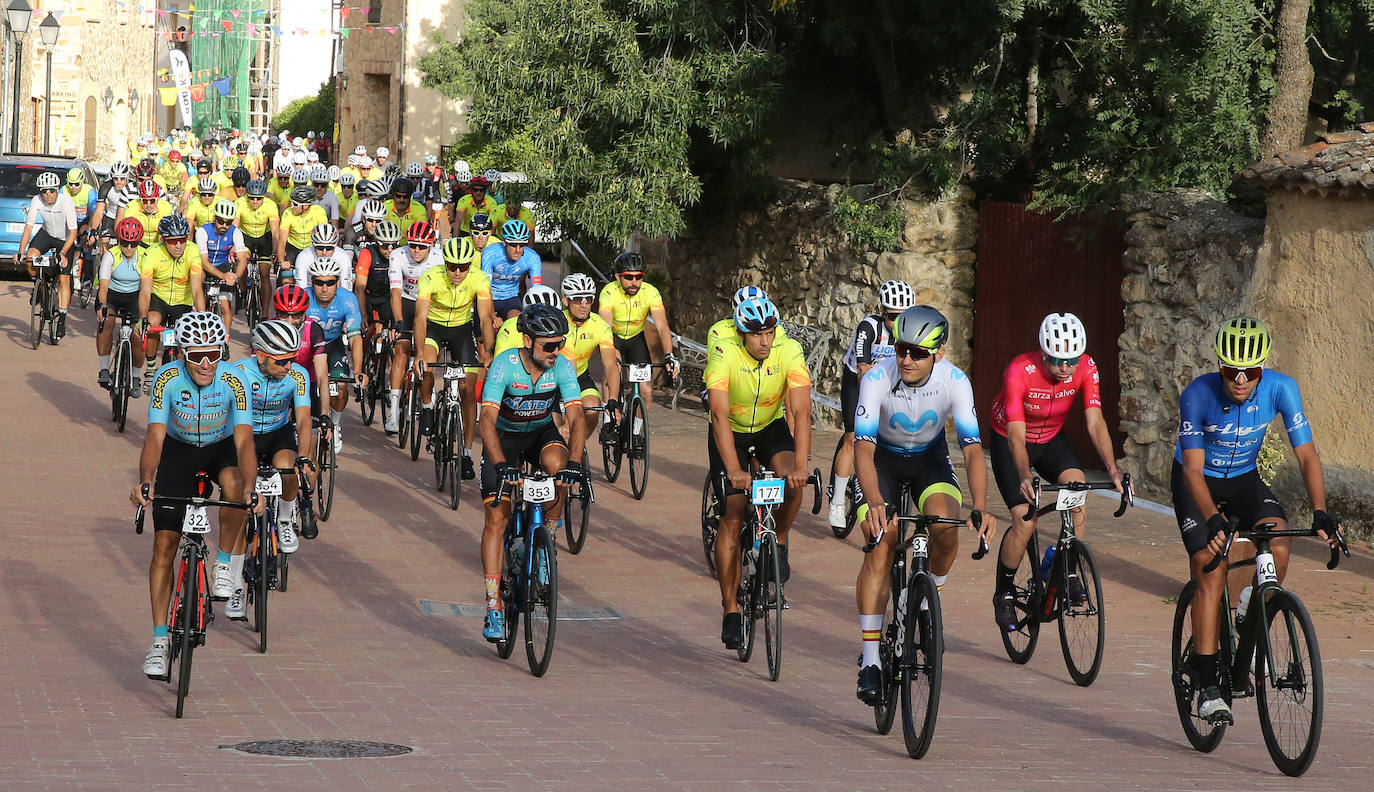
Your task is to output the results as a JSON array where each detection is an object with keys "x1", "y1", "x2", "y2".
[
  {"x1": 721, "y1": 612, "x2": 743, "y2": 649},
  {"x1": 299, "y1": 504, "x2": 319, "y2": 540},
  {"x1": 461, "y1": 455, "x2": 475, "y2": 480},
  {"x1": 994, "y1": 588, "x2": 1020, "y2": 632},
  {"x1": 1065, "y1": 570, "x2": 1087, "y2": 603},
  {"x1": 857, "y1": 664, "x2": 883, "y2": 705},
  {"x1": 55, "y1": 313, "x2": 67, "y2": 339},
  {"x1": 419, "y1": 407, "x2": 434, "y2": 436},
  {"x1": 778, "y1": 544, "x2": 790, "y2": 584}
]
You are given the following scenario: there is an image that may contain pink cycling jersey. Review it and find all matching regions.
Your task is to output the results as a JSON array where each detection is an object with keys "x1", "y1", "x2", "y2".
[
  {"x1": 989, "y1": 350, "x2": 1102, "y2": 443},
  {"x1": 293, "y1": 317, "x2": 326, "y2": 380}
]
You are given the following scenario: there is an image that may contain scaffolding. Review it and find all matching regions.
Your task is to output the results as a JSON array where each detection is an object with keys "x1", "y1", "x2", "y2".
[{"x1": 188, "y1": 0, "x2": 278, "y2": 135}]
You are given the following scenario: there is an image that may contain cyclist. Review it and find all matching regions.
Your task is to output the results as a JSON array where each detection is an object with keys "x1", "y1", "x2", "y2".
[
  {"x1": 182, "y1": 177, "x2": 220, "y2": 230},
  {"x1": 491, "y1": 192, "x2": 533, "y2": 233},
  {"x1": 276, "y1": 185, "x2": 329, "y2": 282},
  {"x1": 306, "y1": 256, "x2": 366, "y2": 453},
  {"x1": 295, "y1": 224, "x2": 355, "y2": 292},
  {"x1": 337, "y1": 172, "x2": 360, "y2": 232},
  {"x1": 830, "y1": 280, "x2": 914, "y2": 531},
  {"x1": 851, "y1": 305, "x2": 997, "y2": 703},
  {"x1": 989, "y1": 312, "x2": 1123, "y2": 632},
  {"x1": 233, "y1": 320, "x2": 315, "y2": 570},
  {"x1": 268, "y1": 162, "x2": 294, "y2": 209},
  {"x1": 705, "y1": 297, "x2": 811, "y2": 648},
  {"x1": 230, "y1": 166, "x2": 252, "y2": 205},
  {"x1": 91, "y1": 161, "x2": 133, "y2": 254},
  {"x1": 16, "y1": 171, "x2": 79, "y2": 338},
  {"x1": 412, "y1": 238, "x2": 494, "y2": 469},
  {"x1": 468, "y1": 213, "x2": 498, "y2": 257},
  {"x1": 493, "y1": 285, "x2": 561, "y2": 355},
  {"x1": 347, "y1": 179, "x2": 390, "y2": 228},
  {"x1": 311, "y1": 166, "x2": 341, "y2": 228},
  {"x1": 139, "y1": 214, "x2": 205, "y2": 388},
  {"x1": 130, "y1": 311, "x2": 261, "y2": 678},
  {"x1": 374, "y1": 146, "x2": 391, "y2": 172},
  {"x1": 560, "y1": 273, "x2": 620, "y2": 443},
  {"x1": 234, "y1": 178, "x2": 280, "y2": 311},
  {"x1": 477, "y1": 303, "x2": 587, "y2": 642},
  {"x1": 95, "y1": 218, "x2": 149, "y2": 392},
  {"x1": 118, "y1": 179, "x2": 173, "y2": 245},
  {"x1": 455, "y1": 174, "x2": 499, "y2": 235},
  {"x1": 196, "y1": 199, "x2": 249, "y2": 336},
  {"x1": 386, "y1": 222, "x2": 442, "y2": 414},
  {"x1": 347, "y1": 198, "x2": 386, "y2": 252},
  {"x1": 352, "y1": 216, "x2": 400, "y2": 357},
  {"x1": 65, "y1": 168, "x2": 99, "y2": 292},
  {"x1": 1172, "y1": 317, "x2": 1342, "y2": 722},
  {"x1": 275, "y1": 285, "x2": 328, "y2": 417},
  {"x1": 480, "y1": 219, "x2": 542, "y2": 321},
  {"x1": 598, "y1": 251, "x2": 680, "y2": 422},
  {"x1": 384, "y1": 178, "x2": 428, "y2": 236}
]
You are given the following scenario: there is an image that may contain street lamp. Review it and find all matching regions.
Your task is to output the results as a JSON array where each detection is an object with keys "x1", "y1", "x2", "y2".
[
  {"x1": 6, "y1": 0, "x2": 32, "y2": 152},
  {"x1": 38, "y1": 11, "x2": 56, "y2": 154},
  {"x1": 104, "y1": 86, "x2": 114, "y2": 112}
]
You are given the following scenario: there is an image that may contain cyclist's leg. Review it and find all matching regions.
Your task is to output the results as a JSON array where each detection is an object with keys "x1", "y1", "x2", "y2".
[
  {"x1": 478, "y1": 431, "x2": 524, "y2": 633},
  {"x1": 418, "y1": 335, "x2": 440, "y2": 404},
  {"x1": 218, "y1": 290, "x2": 235, "y2": 335},
  {"x1": 831, "y1": 369, "x2": 861, "y2": 523},
  {"x1": 1033, "y1": 434, "x2": 1086, "y2": 534},
  {"x1": 712, "y1": 429, "x2": 751, "y2": 615},
  {"x1": 1227, "y1": 471, "x2": 1292, "y2": 579},
  {"x1": 145, "y1": 301, "x2": 167, "y2": 370},
  {"x1": 580, "y1": 383, "x2": 603, "y2": 441},
  {"x1": 213, "y1": 442, "x2": 250, "y2": 589},
  {"x1": 917, "y1": 445, "x2": 965, "y2": 579},
  {"x1": 990, "y1": 431, "x2": 1038, "y2": 567},
  {"x1": 623, "y1": 332, "x2": 655, "y2": 411},
  {"x1": 455, "y1": 325, "x2": 482, "y2": 456}
]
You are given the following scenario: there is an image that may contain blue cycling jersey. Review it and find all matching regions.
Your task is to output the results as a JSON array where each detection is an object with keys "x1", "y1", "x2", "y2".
[
  {"x1": 480, "y1": 243, "x2": 542, "y2": 300},
  {"x1": 147, "y1": 360, "x2": 251, "y2": 446},
  {"x1": 233, "y1": 357, "x2": 312, "y2": 434},
  {"x1": 1175, "y1": 371, "x2": 1313, "y2": 478},
  {"x1": 480, "y1": 348, "x2": 581, "y2": 432},
  {"x1": 306, "y1": 288, "x2": 363, "y2": 343},
  {"x1": 197, "y1": 222, "x2": 242, "y2": 269}
]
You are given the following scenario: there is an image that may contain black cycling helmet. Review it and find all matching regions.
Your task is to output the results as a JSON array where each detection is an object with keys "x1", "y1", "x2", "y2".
[
  {"x1": 289, "y1": 185, "x2": 316, "y2": 205},
  {"x1": 231, "y1": 166, "x2": 251, "y2": 187},
  {"x1": 614, "y1": 251, "x2": 645, "y2": 274},
  {"x1": 517, "y1": 304, "x2": 569, "y2": 339},
  {"x1": 390, "y1": 177, "x2": 416, "y2": 197}
]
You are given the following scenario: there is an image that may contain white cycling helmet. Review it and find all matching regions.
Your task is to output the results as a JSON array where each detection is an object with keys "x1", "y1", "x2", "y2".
[
  {"x1": 327, "y1": 164, "x2": 341, "y2": 182},
  {"x1": 879, "y1": 280, "x2": 916, "y2": 311},
  {"x1": 453, "y1": 169, "x2": 472, "y2": 182},
  {"x1": 353, "y1": 145, "x2": 367, "y2": 156},
  {"x1": 375, "y1": 146, "x2": 390, "y2": 158},
  {"x1": 522, "y1": 284, "x2": 560, "y2": 308},
  {"x1": 360, "y1": 179, "x2": 388, "y2": 198},
  {"x1": 36, "y1": 172, "x2": 60, "y2": 189},
  {"x1": 483, "y1": 168, "x2": 501, "y2": 183},
  {"x1": 561, "y1": 273, "x2": 597, "y2": 299},
  {"x1": 310, "y1": 165, "x2": 329, "y2": 183},
  {"x1": 306, "y1": 151, "x2": 320, "y2": 163},
  {"x1": 1039, "y1": 312, "x2": 1087, "y2": 358},
  {"x1": 290, "y1": 168, "x2": 310, "y2": 185},
  {"x1": 251, "y1": 319, "x2": 300, "y2": 357},
  {"x1": 291, "y1": 150, "x2": 307, "y2": 166},
  {"x1": 311, "y1": 224, "x2": 340, "y2": 246},
  {"x1": 310, "y1": 254, "x2": 343, "y2": 278},
  {"x1": 175, "y1": 311, "x2": 228, "y2": 350},
  {"x1": 405, "y1": 161, "x2": 423, "y2": 177},
  {"x1": 110, "y1": 161, "x2": 132, "y2": 178},
  {"x1": 198, "y1": 176, "x2": 217, "y2": 193},
  {"x1": 339, "y1": 172, "x2": 358, "y2": 187},
  {"x1": 732, "y1": 285, "x2": 768, "y2": 308},
  {"x1": 274, "y1": 162, "x2": 292, "y2": 176},
  {"x1": 359, "y1": 199, "x2": 387, "y2": 221}
]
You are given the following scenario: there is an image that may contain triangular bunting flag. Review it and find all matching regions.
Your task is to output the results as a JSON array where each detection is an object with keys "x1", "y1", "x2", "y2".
[
  {"x1": 189, "y1": 83, "x2": 206, "y2": 101},
  {"x1": 230, "y1": 9, "x2": 241, "y2": 18},
  {"x1": 339, "y1": 28, "x2": 349, "y2": 38},
  {"x1": 221, "y1": 19, "x2": 232, "y2": 33}
]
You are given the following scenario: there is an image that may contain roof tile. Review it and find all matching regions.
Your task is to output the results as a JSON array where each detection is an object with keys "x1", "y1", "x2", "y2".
[{"x1": 1239, "y1": 130, "x2": 1374, "y2": 194}]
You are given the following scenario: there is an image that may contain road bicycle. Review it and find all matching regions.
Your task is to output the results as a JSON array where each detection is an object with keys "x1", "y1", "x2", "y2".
[
  {"x1": 425, "y1": 361, "x2": 468, "y2": 510},
  {"x1": 701, "y1": 465, "x2": 823, "y2": 579},
  {"x1": 997, "y1": 475, "x2": 1132, "y2": 686},
  {"x1": 244, "y1": 460, "x2": 315, "y2": 653},
  {"x1": 240, "y1": 255, "x2": 267, "y2": 330},
  {"x1": 134, "y1": 473, "x2": 251, "y2": 718},
  {"x1": 396, "y1": 349, "x2": 424, "y2": 461},
  {"x1": 1171, "y1": 507, "x2": 1349, "y2": 776},
  {"x1": 29, "y1": 252, "x2": 59, "y2": 349},
  {"x1": 313, "y1": 375, "x2": 355, "y2": 523},
  {"x1": 601, "y1": 362, "x2": 674, "y2": 499},
  {"x1": 493, "y1": 469, "x2": 564, "y2": 676},
  {"x1": 725, "y1": 465, "x2": 798, "y2": 681},
  {"x1": 101, "y1": 310, "x2": 142, "y2": 433},
  {"x1": 358, "y1": 318, "x2": 392, "y2": 428},
  {"x1": 861, "y1": 487, "x2": 985, "y2": 758}
]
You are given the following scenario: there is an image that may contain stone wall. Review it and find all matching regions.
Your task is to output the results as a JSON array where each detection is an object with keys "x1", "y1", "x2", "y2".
[
  {"x1": 1117, "y1": 190, "x2": 1264, "y2": 497},
  {"x1": 641, "y1": 179, "x2": 978, "y2": 405}
]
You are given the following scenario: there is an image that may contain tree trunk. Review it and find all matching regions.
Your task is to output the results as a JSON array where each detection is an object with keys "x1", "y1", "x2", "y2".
[
  {"x1": 1261, "y1": 0, "x2": 1315, "y2": 156},
  {"x1": 1025, "y1": 30, "x2": 1041, "y2": 169}
]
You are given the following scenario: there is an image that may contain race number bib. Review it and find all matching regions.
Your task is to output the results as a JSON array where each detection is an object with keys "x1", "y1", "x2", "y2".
[
  {"x1": 328, "y1": 382, "x2": 339, "y2": 397},
  {"x1": 1055, "y1": 489, "x2": 1087, "y2": 511},
  {"x1": 182, "y1": 505, "x2": 211, "y2": 534},
  {"x1": 444, "y1": 366, "x2": 465, "y2": 380},
  {"x1": 627, "y1": 364, "x2": 652, "y2": 383},
  {"x1": 522, "y1": 478, "x2": 555, "y2": 504},
  {"x1": 255, "y1": 472, "x2": 282, "y2": 496},
  {"x1": 1255, "y1": 552, "x2": 1278, "y2": 586},
  {"x1": 751, "y1": 478, "x2": 784, "y2": 506}
]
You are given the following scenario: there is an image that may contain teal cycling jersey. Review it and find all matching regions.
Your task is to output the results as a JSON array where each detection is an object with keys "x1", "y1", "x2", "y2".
[
  {"x1": 147, "y1": 360, "x2": 251, "y2": 446},
  {"x1": 479, "y1": 348, "x2": 582, "y2": 432},
  {"x1": 233, "y1": 357, "x2": 312, "y2": 434}
]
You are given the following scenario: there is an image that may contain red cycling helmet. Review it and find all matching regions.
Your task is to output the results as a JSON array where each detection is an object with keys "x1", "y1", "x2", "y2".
[
  {"x1": 405, "y1": 221, "x2": 437, "y2": 245},
  {"x1": 168, "y1": 150, "x2": 182, "y2": 161},
  {"x1": 115, "y1": 217, "x2": 145, "y2": 243},
  {"x1": 135, "y1": 158, "x2": 156, "y2": 178},
  {"x1": 136, "y1": 179, "x2": 161, "y2": 200},
  {"x1": 274, "y1": 284, "x2": 310, "y2": 314},
  {"x1": 468, "y1": 176, "x2": 490, "y2": 189}
]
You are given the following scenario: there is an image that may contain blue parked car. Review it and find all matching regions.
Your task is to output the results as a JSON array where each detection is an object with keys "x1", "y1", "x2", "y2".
[{"x1": 0, "y1": 154, "x2": 102, "y2": 271}]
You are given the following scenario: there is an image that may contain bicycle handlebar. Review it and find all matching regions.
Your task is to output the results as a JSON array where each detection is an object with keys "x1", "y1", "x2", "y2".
[
  {"x1": 862, "y1": 506, "x2": 985, "y2": 555},
  {"x1": 1202, "y1": 517, "x2": 1350, "y2": 574},
  {"x1": 1028, "y1": 472, "x2": 1133, "y2": 518},
  {"x1": 133, "y1": 482, "x2": 252, "y2": 535}
]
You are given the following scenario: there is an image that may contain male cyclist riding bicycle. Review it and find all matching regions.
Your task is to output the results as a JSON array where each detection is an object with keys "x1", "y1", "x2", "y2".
[
  {"x1": 139, "y1": 214, "x2": 206, "y2": 389},
  {"x1": 598, "y1": 252, "x2": 681, "y2": 425},
  {"x1": 16, "y1": 171, "x2": 79, "y2": 338},
  {"x1": 480, "y1": 218, "x2": 542, "y2": 321},
  {"x1": 235, "y1": 178, "x2": 280, "y2": 311},
  {"x1": 1171, "y1": 316, "x2": 1343, "y2": 723},
  {"x1": 196, "y1": 199, "x2": 249, "y2": 336},
  {"x1": 560, "y1": 273, "x2": 621, "y2": 442},
  {"x1": 305, "y1": 256, "x2": 366, "y2": 453}
]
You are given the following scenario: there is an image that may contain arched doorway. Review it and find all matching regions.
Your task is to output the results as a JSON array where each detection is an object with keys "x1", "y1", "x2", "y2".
[
  {"x1": 84, "y1": 96, "x2": 97, "y2": 159},
  {"x1": 111, "y1": 100, "x2": 130, "y2": 159}
]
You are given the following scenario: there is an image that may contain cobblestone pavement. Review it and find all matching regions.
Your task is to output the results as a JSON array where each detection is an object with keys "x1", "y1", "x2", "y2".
[{"x1": 2, "y1": 282, "x2": 1372, "y2": 790}]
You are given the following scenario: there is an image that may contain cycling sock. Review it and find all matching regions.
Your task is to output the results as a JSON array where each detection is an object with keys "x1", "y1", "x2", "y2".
[
  {"x1": 996, "y1": 561, "x2": 1017, "y2": 591},
  {"x1": 229, "y1": 554, "x2": 245, "y2": 588},
  {"x1": 860, "y1": 613, "x2": 883, "y2": 667},
  {"x1": 833, "y1": 475, "x2": 849, "y2": 497},
  {"x1": 1194, "y1": 652, "x2": 1218, "y2": 687},
  {"x1": 216, "y1": 549, "x2": 232, "y2": 565},
  {"x1": 463, "y1": 447, "x2": 472, "y2": 459},
  {"x1": 58, "y1": 307, "x2": 67, "y2": 314},
  {"x1": 388, "y1": 390, "x2": 400, "y2": 415},
  {"x1": 484, "y1": 574, "x2": 501, "y2": 610},
  {"x1": 331, "y1": 408, "x2": 343, "y2": 426},
  {"x1": 98, "y1": 354, "x2": 110, "y2": 369},
  {"x1": 153, "y1": 625, "x2": 169, "y2": 640},
  {"x1": 278, "y1": 497, "x2": 297, "y2": 526},
  {"x1": 932, "y1": 573, "x2": 948, "y2": 590}
]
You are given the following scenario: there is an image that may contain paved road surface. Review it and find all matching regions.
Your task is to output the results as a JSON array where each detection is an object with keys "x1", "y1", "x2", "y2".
[{"x1": 2, "y1": 282, "x2": 1372, "y2": 790}]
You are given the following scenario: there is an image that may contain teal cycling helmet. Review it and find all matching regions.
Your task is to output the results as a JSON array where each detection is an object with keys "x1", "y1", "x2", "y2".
[
  {"x1": 734, "y1": 297, "x2": 780, "y2": 333},
  {"x1": 501, "y1": 219, "x2": 530, "y2": 243}
]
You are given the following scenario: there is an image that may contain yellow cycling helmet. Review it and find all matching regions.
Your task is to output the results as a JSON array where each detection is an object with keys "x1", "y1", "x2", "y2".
[
  {"x1": 66, "y1": 167, "x2": 85, "y2": 185},
  {"x1": 442, "y1": 236, "x2": 478, "y2": 266},
  {"x1": 1214, "y1": 316, "x2": 1271, "y2": 367}
]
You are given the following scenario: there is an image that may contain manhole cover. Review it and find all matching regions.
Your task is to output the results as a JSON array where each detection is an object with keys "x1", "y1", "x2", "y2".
[{"x1": 223, "y1": 740, "x2": 413, "y2": 758}]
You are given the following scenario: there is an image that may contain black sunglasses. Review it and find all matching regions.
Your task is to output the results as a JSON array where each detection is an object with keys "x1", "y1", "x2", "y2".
[
  {"x1": 894, "y1": 343, "x2": 933, "y2": 361},
  {"x1": 536, "y1": 339, "x2": 565, "y2": 352},
  {"x1": 314, "y1": 278, "x2": 339, "y2": 287}
]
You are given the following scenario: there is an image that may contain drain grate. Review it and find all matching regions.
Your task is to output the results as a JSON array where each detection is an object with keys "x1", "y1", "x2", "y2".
[{"x1": 223, "y1": 740, "x2": 413, "y2": 758}]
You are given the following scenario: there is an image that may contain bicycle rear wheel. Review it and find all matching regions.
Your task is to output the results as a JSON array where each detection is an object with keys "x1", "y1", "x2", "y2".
[
  {"x1": 317, "y1": 427, "x2": 337, "y2": 521},
  {"x1": 900, "y1": 572, "x2": 943, "y2": 759},
  {"x1": 999, "y1": 531, "x2": 1042, "y2": 664},
  {"x1": 375, "y1": 352, "x2": 391, "y2": 428},
  {"x1": 760, "y1": 533, "x2": 783, "y2": 681},
  {"x1": 1256, "y1": 590, "x2": 1323, "y2": 776},
  {"x1": 564, "y1": 472, "x2": 590, "y2": 554},
  {"x1": 113, "y1": 342, "x2": 132, "y2": 432},
  {"x1": 602, "y1": 420, "x2": 623, "y2": 483},
  {"x1": 1170, "y1": 580, "x2": 1228, "y2": 752},
  {"x1": 244, "y1": 284, "x2": 261, "y2": 330},
  {"x1": 496, "y1": 542, "x2": 518, "y2": 660},
  {"x1": 29, "y1": 281, "x2": 45, "y2": 349},
  {"x1": 433, "y1": 403, "x2": 449, "y2": 490},
  {"x1": 525, "y1": 525, "x2": 558, "y2": 676},
  {"x1": 174, "y1": 553, "x2": 200, "y2": 719},
  {"x1": 1058, "y1": 541, "x2": 1106, "y2": 686},
  {"x1": 628, "y1": 397, "x2": 649, "y2": 499},
  {"x1": 359, "y1": 350, "x2": 377, "y2": 426},
  {"x1": 397, "y1": 374, "x2": 412, "y2": 449},
  {"x1": 446, "y1": 410, "x2": 462, "y2": 510},
  {"x1": 699, "y1": 475, "x2": 720, "y2": 578},
  {"x1": 46, "y1": 286, "x2": 59, "y2": 346},
  {"x1": 254, "y1": 515, "x2": 270, "y2": 653}
]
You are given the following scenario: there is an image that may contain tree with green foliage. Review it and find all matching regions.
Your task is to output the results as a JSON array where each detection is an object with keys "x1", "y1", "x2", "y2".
[
  {"x1": 418, "y1": 0, "x2": 784, "y2": 244},
  {"x1": 271, "y1": 82, "x2": 336, "y2": 138}
]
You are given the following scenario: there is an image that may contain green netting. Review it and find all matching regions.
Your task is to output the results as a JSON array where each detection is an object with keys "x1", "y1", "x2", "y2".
[{"x1": 188, "y1": 0, "x2": 267, "y2": 134}]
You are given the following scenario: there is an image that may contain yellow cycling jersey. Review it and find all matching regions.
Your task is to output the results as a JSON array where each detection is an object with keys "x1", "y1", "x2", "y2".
[
  {"x1": 138, "y1": 242, "x2": 204, "y2": 306},
  {"x1": 706, "y1": 317, "x2": 789, "y2": 365},
  {"x1": 235, "y1": 196, "x2": 279, "y2": 239},
  {"x1": 455, "y1": 194, "x2": 500, "y2": 233},
  {"x1": 268, "y1": 179, "x2": 293, "y2": 210},
  {"x1": 416, "y1": 266, "x2": 491, "y2": 328},
  {"x1": 494, "y1": 316, "x2": 522, "y2": 354},
  {"x1": 183, "y1": 198, "x2": 217, "y2": 230},
  {"x1": 385, "y1": 200, "x2": 428, "y2": 235},
  {"x1": 491, "y1": 203, "x2": 534, "y2": 235},
  {"x1": 599, "y1": 281, "x2": 663, "y2": 339},
  {"x1": 213, "y1": 171, "x2": 237, "y2": 202},
  {"x1": 562, "y1": 312, "x2": 613, "y2": 376},
  {"x1": 338, "y1": 190, "x2": 359, "y2": 221},
  {"x1": 703, "y1": 336, "x2": 810, "y2": 434},
  {"x1": 279, "y1": 204, "x2": 328, "y2": 250},
  {"x1": 122, "y1": 199, "x2": 174, "y2": 245}
]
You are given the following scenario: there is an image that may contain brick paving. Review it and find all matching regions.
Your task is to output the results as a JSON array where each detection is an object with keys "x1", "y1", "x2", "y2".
[{"x1": 1, "y1": 280, "x2": 1373, "y2": 790}]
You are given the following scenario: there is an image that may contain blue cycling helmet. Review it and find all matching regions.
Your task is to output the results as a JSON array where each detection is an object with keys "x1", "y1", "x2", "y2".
[
  {"x1": 158, "y1": 213, "x2": 191, "y2": 239},
  {"x1": 734, "y1": 297, "x2": 780, "y2": 333},
  {"x1": 732, "y1": 285, "x2": 768, "y2": 308},
  {"x1": 245, "y1": 179, "x2": 267, "y2": 197},
  {"x1": 501, "y1": 219, "x2": 530, "y2": 243}
]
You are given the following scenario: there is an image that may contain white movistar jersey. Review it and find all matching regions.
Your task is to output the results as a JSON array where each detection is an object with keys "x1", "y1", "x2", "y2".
[
  {"x1": 295, "y1": 247, "x2": 356, "y2": 292},
  {"x1": 854, "y1": 357, "x2": 981, "y2": 454}
]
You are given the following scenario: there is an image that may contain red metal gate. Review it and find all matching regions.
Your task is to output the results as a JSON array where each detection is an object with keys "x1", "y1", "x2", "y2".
[{"x1": 972, "y1": 201, "x2": 1126, "y2": 466}]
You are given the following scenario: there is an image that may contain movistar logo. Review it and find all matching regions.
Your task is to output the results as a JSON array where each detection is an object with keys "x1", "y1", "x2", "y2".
[{"x1": 889, "y1": 410, "x2": 940, "y2": 434}]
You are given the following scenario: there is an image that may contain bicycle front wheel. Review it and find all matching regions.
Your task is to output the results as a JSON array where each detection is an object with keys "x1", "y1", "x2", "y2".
[
  {"x1": 317, "y1": 428, "x2": 337, "y2": 521},
  {"x1": 1256, "y1": 590, "x2": 1323, "y2": 777},
  {"x1": 628, "y1": 397, "x2": 649, "y2": 499},
  {"x1": 525, "y1": 525, "x2": 559, "y2": 676},
  {"x1": 1170, "y1": 580, "x2": 1228, "y2": 752},
  {"x1": 407, "y1": 381, "x2": 423, "y2": 461},
  {"x1": 874, "y1": 595, "x2": 901, "y2": 735},
  {"x1": 29, "y1": 281, "x2": 44, "y2": 349},
  {"x1": 1058, "y1": 541, "x2": 1106, "y2": 686},
  {"x1": 397, "y1": 374, "x2": 412, "y2": 449},
  {"x1": 700, "y1": 475, "x2": 720, "y2": 578},
  {"x1": 736, "y1": 551, "x2": 757, "y2": 663},
  {"x1": 834, "y1": 478, "x2": 857, "y2": 539},
  {"x1": 359, "y1": 351, "x2": 377, "y2": 426},
  {"x1": 759, "y1": 534, "x2": 783, "y2": 681},
  {"x1": 446, "y1": 408, "x2": 462, "y2": 510},
  {"x1": 999, "y1": 531, "x2": 1042, "y2": 664},
  {"x1": 433, "y1": 404, "x2": 449, "y2": 490},
  {"x1": 564, "y1": 477, "x2": 590, "y2": 554},
  {"x1": 174, "y1": 554, "x2": 200, "y2": 719},
  {"x1": 254, "y1": 515, "x2": 270, "y2": 653},
  {"x1": 113, "y1": 342, "x2": 132, "y2": 432},
  {"x1": 900, "y1": 572, "x2": 943, "y2": 759},
  {"x1": 602, "y1": 420, "x2": 623, "y2": 483}
]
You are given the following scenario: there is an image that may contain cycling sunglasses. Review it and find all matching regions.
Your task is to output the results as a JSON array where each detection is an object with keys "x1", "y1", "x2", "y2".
[
  {"x1": 567, "y1": 295, "x2": 594, "y2": 304},
  {"x1": 883, "y1": 311, "x2": 903, "y2": 322},
  {"x1": 894, "y1": 343, "x2": 933, "y2": 361},
  {"x1": 619, "y1": 272, "x2": 644, "y2": 281},
  {"x1": 314, "y1": 278, "x2": 339, "y2": 287},
  {"x1": 264, "y1": 352, "x2": 295, "y2": 364},
  {"x1": 445, "y1": 260, "x2": 471, "y2": 271},
  {"x1": 184, "y1": 348, "x2": 222, "y2": 365},
  {"x1": 1046, "y1": 355, "x2": 1081, "y2": 367},
  {"x1": 1220, "y1": 364, "x2": 1263, "y2": 383},
  {"x1": 536, "y1": 339, "x2": 565, "y2": 352},
  {"x1": 314, "y1": 245, "x2": 336, "y2": 253}
]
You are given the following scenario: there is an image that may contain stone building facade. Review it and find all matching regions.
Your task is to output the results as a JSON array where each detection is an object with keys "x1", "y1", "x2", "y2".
[{"x1": 335, "y1": 0, "x2": 469, "y2": 164}]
